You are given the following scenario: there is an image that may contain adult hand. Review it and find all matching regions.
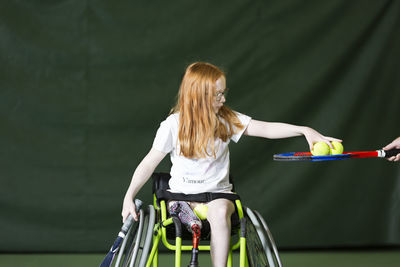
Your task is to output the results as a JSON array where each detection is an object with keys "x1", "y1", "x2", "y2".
[{"x1": 383, "y1": 137, "x2": 400, "y2": 162}]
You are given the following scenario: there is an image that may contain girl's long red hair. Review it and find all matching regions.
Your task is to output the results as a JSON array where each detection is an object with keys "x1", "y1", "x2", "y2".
[{"x1": 171, "y1": 62, "x2": 244, "y2": 158}]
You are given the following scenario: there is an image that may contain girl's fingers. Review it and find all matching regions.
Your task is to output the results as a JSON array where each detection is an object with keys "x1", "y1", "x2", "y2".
[
  {"x1": 323, "y1": 137, "x2": 342, "y2": 148},
  {"x1": 122, "y1": 212, "x2": 128, "y2": 223},
  {"x1": 305, "y1": 131, "x2": 342, "y2": 152},
  {"x1": 130, "y1": 203, "x2": 138, "y2": 221},
  {"x1": 131, "y1": 209, "x2": 139, "y2": 221},
  {"x1": 325, "y1": 137, "x2": 342, "y2": 142},
  {"x1": 122, "y1": 202, "x2": 139, "y2": 222},
  {"x1": 309, "y1": 143, "x2": 314, "y2": 151},
  {"x1": 324, "y1": 140, "x2": 333, "y2": 149}
]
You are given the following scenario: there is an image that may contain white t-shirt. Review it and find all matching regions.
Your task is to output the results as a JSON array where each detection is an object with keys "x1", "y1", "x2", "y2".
[{"x1": 152, "y1": 111, "x2": 251, "y2": 194}]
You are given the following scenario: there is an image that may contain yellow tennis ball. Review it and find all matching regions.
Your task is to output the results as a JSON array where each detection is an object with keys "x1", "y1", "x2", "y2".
[
  {"x1": 330, "y1": 141, "x2": 344, "y2": 155},
  {"x1": 193, "y1": 204, "x2": 208, "y2": 220},
  {"x1": 311, "y1": 142, "x2": 331, "y2": 156}
]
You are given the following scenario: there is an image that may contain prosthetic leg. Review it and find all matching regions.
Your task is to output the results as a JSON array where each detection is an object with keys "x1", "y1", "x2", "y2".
[
  {"x1": 169, "y1": 201, "x2": 202, "y2": 267},
  {"x1": 188, "y1": 223, "x2": 201, "y2": 267}
]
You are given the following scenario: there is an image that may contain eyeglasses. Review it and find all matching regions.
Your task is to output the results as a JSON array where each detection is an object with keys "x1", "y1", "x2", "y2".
[{"x1": 215, "y1": 88, "x2": 229, "y2": 101}]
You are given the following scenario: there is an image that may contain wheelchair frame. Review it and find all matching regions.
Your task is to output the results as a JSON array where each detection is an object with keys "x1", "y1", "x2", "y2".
[{"x1": 112, "y1": 173, "x2": 282, "y2": 267}]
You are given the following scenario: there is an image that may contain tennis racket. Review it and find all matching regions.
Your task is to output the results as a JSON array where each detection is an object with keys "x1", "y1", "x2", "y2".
[
  {"x1": 99, "y1": 199, "x2": 143, "y2": 267},
  {"x1": 273, "y1": 149, "x2": 400, "y2": 162}
]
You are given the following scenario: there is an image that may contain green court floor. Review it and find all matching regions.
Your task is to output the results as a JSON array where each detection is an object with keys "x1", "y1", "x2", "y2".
[{"x1": 1, "y1": 249, "x2": 399, "y2": 267}]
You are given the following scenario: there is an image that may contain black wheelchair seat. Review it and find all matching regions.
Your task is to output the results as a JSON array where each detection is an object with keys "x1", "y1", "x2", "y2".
[{"x1": 152, "y1": 172, "x2": 240, "y2": 240}]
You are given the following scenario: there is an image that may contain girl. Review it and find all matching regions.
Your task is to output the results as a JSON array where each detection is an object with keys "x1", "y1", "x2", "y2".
[{"x1": 122, "y1": 62, "x2": 341, "y2": 267}]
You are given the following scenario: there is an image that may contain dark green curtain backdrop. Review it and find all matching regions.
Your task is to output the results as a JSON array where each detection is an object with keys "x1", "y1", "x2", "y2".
[{"x1": 1, "y1": 0, "x2": 399, "y2": 252}]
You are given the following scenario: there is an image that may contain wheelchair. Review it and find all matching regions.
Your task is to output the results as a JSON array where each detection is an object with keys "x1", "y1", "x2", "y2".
[{"x1": 113, "y1": 173, "x2": 282, "y2": 267}]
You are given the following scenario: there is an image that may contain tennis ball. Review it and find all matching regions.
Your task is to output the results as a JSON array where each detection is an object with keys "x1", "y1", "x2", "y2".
[
  {"x1": 311, "y1": 142, "x2": 331, "y2": 156},
  {"x1": 193, "y1": 204, "x2": 208, "y2": 220},
  {"x1": 330, "y1": 141, "x2": 344, "y2": 155}
]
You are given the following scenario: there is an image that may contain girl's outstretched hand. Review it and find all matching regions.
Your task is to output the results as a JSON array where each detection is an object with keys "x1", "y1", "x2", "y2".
[{"x1": 302, "y1": 127, "x2": 342, "y2": 151}]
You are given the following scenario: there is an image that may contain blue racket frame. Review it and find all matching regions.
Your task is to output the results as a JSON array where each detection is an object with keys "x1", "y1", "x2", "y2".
[{"x1": 273, "y1": 152, "x2": 352, "y2": 161}]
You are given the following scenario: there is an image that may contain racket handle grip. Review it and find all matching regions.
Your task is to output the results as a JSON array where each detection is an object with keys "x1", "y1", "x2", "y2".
[
  {"x1": 384, "y1": 149, "x2": 400, "y2": 158},
  {"x1": 134, "y1": 198, "x2": 144, "y2": 211},
  {"x1": 121, "y1": 199, "x2": 143, "y2": 233}
]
